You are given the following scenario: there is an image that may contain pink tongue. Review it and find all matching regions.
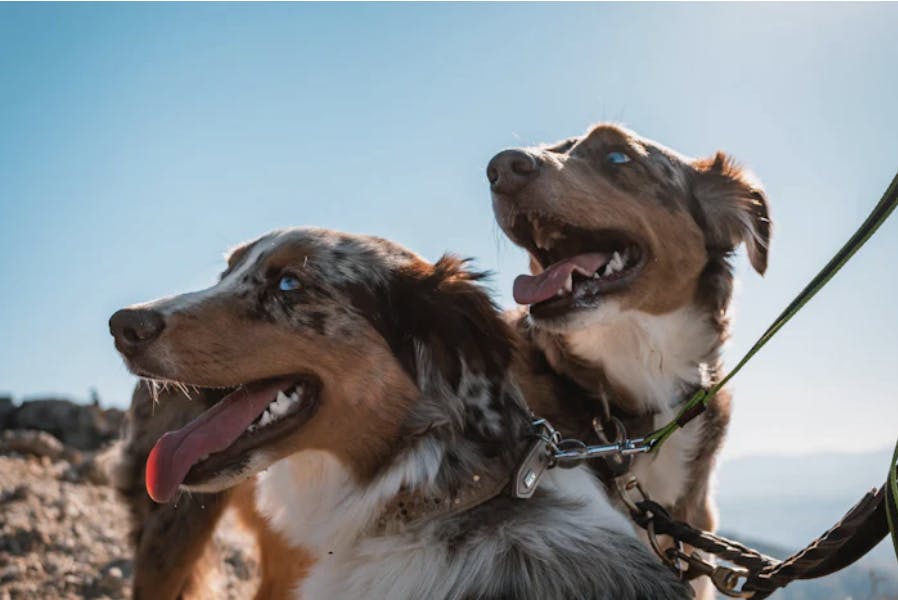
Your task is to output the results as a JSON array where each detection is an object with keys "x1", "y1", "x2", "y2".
[
  {"x1": 145, "y1": 378, "x2": 293, "y2": 503},
  {"x1": 513, "y1": 253, "x2": 609, "y2": 305}
]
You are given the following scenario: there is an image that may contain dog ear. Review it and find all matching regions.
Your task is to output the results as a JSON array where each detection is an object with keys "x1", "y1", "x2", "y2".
[
  {"x1": 400, "y1": 256, "x2": 512, "y2": 386},
  {"x1": 346, "y1": 255, "x2": 513, "y2": 390},
  {"x1": 364, "y1": 256, "x2": 511, "y2": 390},
  {"x1": 692, "y1": 152, "x2": 771, "y2": 275}
]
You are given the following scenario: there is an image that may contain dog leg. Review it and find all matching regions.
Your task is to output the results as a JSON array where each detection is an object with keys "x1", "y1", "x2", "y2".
[
  {"x1": 133, "y1": 491, "x2": 230, "y2": 600},
  {"x1": 232, "y1": 480, "x2": 315, "y2": 600},
  {"x1": 109, "y1": 382, "x2": 232, "y2": 600}
]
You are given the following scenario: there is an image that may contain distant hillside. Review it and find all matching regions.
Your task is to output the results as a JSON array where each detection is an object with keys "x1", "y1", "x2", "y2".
[{"x1": 716, "y1": 449, "x2": 898, "y2": 599}]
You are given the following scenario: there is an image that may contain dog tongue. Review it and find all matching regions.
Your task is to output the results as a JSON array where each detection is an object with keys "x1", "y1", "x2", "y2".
[
  {"x1": 513, "y1": 253, "x2": 609, "y2": 305},
  {"x1": 145, "y1": 378, "x2": 292, "y2": 503}
]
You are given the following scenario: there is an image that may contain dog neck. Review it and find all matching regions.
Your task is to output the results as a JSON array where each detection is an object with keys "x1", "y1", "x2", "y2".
[
  {"x1": 542, "y1": 304, "x2": 721, "y2": 416},
  {"x1": 254, "y1": 344, "x2": 692, "y2": 599},
  {"x1": 255, "y1": 352, "x2": 532, "y2": 556},
  {"x1": 255, "y1": 438, "x2": 460, "y2": 555}
]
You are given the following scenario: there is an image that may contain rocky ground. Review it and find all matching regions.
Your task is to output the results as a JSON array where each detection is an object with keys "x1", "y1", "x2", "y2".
[{"x1": 0, "y1": 396, "x2": 259, "y2": 600}]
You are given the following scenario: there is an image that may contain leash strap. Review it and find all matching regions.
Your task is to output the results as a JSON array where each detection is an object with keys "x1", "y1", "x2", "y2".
[
  {"x1": 623, "y1": 470, "x2": 895, "y2": 598},
  {"x1": 646, "y1": 170, "x2": 898, "y2": 450},
  {"x1": 521, "y1": 171, "x2": 898, "y2": 582},
  {"x1": 888, "y1": 438, "x2": 898, "y2": 561}
]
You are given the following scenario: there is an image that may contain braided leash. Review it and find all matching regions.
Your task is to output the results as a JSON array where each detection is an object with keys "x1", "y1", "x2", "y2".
[{"x1": 618, "y1": 475, "x2": 891, "y2": 598}]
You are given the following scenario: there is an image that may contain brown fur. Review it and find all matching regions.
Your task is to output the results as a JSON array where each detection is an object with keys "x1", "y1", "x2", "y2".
[
  {"x1": 109, "y1": 231, "x2": 530, "y2": 598},
  {"x1": 490, "y1": 123, "x2": 771, "y2": 598},
  {"x1": 231, "y1": 482, "x2": 314, "y2": 600}
]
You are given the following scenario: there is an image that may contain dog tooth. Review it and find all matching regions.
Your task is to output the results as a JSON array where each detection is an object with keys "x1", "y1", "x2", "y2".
[
  {"x1": 533, "y1": 225, "x2": 548, "y2": 250},
  {"x1": 564, "y1": 274, "x2": 573, "y2": 293},
  {"x1": 593, "y1": 272, "x2": 602, "y2": 279},
  {"x1": 556, "y1": 289, "x2": 565, "y2": 297},
  {"x1": 280, "y1": 398, "x2": 293, "y2": 414},
  {"x1": 611, "y1": 252, "x2": 624, "y2": 271},
  {"x1": 259, "y1": 411, "x2": 272, "y2": 427}
]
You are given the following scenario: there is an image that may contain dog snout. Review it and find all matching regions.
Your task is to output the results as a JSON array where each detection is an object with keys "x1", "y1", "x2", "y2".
[
  {"x1": 109, "y1": 308, "x2": 165, "y2": 355},
  {"x1": 486, "y1": 149, "x2": 540, "y2": 195}
]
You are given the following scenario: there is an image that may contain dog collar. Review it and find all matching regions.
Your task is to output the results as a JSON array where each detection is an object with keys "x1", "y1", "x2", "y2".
[{"x1": 374, "y1": 462, "x2": 513, "y2": 533}]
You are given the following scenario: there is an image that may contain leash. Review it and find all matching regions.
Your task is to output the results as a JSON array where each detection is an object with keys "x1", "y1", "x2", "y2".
[
  {"x1": 520, "y1": 169, "x2": 898, "y2": 469},
  {"x1": 617, "y1": 471, "x2": 895, "y2": 598},
  {"x1": 646, "y1": 170, "x2": 898, "y2": 450},
  {"x1": 512, "y1": 170, "x2": 898, "y2": 594}
]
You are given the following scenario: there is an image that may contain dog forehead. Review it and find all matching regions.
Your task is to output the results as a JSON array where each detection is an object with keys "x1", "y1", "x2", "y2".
[
  {"x1": 580, "y1": 123, "x2": 635, "y2": 147},
  {"x1": 574, "y1": 124, "x2": 691, "y2": 165},
  {"x1": 237, "y1": 227, "x2": 419, "y2": 284}
]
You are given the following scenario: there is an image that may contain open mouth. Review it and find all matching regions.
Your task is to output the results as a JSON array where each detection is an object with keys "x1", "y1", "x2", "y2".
[
  {"x1": 144, "y1": 375, "x2": 320, "y2": 503},
  {"x1": 508, "y1": 212, "x2": 646, "y2": 319}
]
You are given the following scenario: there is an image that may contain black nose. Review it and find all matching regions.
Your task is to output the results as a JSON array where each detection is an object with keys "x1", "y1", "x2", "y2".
[
  {"x1": 109, "y1": 308, "x2": 165, "y2": 355},
  {"x1": 486, "y1": 149, "x2": 540, "y2": 195}
]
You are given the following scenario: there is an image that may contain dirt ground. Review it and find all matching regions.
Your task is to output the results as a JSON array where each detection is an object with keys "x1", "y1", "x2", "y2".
[{"x1": 0, "y1": 430, "x2": 259, "y2": 600}]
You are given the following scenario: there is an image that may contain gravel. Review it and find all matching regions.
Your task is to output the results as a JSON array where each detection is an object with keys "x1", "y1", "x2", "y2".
[{"x1": 0, "y1": 426, "x2": 260, "y2": 599}]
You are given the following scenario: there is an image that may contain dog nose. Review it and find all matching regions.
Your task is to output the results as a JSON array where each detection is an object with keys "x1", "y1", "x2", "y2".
[
  {"x1": 486, "y1": 149, "x2": 540, "y2": 195},
  {"x1": 109, "y1": 308, "x2": 165, "y2": 355}
]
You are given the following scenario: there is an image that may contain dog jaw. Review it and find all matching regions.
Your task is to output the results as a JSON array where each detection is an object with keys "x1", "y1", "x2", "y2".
[{"x1": 111, "y1": 229, "x2": 430, "y2": 501}]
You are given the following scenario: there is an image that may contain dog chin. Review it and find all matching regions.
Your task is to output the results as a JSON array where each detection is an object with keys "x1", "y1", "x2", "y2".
[
  {"x1": 530, "y1": 299, "x2": 623, "y2": 334},
  {"x1": 181, "y1": 451, "x2": 273, "y2": 495}
]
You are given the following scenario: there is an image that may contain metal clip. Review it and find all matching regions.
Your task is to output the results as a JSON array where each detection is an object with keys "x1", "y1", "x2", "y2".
[
  {"x1": 710, "y1": 565, "x2": 755, "y2": 598},
  {"x1": 593, "y1": 416, "x2": 634, "y2": 476},
  {"x1": 664, "y1": 545, "x2": 754, "y2": 597},
  {"x1": 617, "y1": 475, "x2": 755, "y2": 598},
  {"x1": 552, "y1": 437, "x2": 650, "y2": 464}
]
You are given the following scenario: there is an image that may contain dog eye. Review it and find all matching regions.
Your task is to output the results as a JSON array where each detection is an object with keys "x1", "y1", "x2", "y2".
[
  {"x1": 605, "y1": 151, "x2": 631, "y2": 165},
  {"x1": 278, "y1": 274, "x2": 301, "y2": 292}
]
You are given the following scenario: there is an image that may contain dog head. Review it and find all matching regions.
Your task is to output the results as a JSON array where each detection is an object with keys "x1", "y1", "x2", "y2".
[
  {"x1": 110, "y1": 228, "x2": 527, "y2": 503},
  {"x1": 489, "y1": 123, "x2": 770, "y2": 333}
]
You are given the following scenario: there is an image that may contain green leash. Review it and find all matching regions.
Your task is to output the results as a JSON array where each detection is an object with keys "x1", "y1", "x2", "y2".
[{"x1": 642, "y1": 170, "x2": 898, "y2": 559}]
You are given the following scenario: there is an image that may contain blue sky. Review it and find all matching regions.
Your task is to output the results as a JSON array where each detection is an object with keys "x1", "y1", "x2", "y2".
[{"x1": 1, "y1": 3, "x2": 897, "y2": 460}]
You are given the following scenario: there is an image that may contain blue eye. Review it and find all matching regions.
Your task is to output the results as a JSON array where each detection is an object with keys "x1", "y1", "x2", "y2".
[
  {"x1": 606, "y1": 151, "x2": 630, "y2": 165},
  {"x1": 278, "y1": 274, "x2": 301, "y2": 292}
]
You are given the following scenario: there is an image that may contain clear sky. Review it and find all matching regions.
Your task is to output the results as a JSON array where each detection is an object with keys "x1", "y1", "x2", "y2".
[{"x1": 1, "y1": 3, "x2": 897, "y2": 460}]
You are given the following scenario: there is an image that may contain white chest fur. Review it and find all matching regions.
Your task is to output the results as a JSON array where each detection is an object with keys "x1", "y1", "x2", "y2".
[
  {"x1": 255, "y1": 450, "x2": 636, "y2": 599},
  {"x1": 563, "y1": 305, "x2": 718, "y2": 506}
]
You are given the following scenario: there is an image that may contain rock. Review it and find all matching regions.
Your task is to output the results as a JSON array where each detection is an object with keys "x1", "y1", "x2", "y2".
[
  {"x1": 93, "y1": 561, "x2": 127, "y2": 596},
  {"x1": 0, "y1": 397, "x2": 13, "y2": 429},
  {"x1": 0, "y1": 430, "x2": 64, "y2": 460},
  {"x1": 0, "y1": 528, "x2": 41, "y2": 556},
  {"x1": 0, "y1": 564, "x2": 23, "y2": 584},
  {"x1": 7, "y1": 398, "x2": 124, "y2": 451},
  {"x1": 0, "y1": 394, "x2": 260, "y2": 599}
]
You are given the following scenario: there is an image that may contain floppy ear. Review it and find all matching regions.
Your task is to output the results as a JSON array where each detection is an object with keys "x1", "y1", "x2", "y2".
[
  {"x1": 392, "y1": 256, "x2": 513, "y2": 387},
  {"x1": 353, "y1": 255, "x2": 513, "y2": 389},
  {"x1": 692, "y1": 152, "x2": 772, "y2": 275}
]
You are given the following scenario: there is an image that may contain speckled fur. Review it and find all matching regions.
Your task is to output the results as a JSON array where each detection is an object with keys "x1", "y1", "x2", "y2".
[
  {"x1": 492, "y1": 123, "x2": 772, "y2": 599},
  {"x1": 110, "y1": 228, "x2": 691, "y2": 600}
]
